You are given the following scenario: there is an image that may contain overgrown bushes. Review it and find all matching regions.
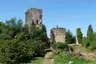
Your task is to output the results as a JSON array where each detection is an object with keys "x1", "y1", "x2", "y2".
[
  {"x1": 0, "y1": 39, "x2": 46, "y2": 64},
  {"x1": 0, "y1": 18, "x2": 48, "y2": 64},
  {"x1": 0, "y1": 39, "x2": 33, "y2": 64},
  {"x1": 82, "y1": 25, "x2": 96, "y2": 51},
  {"x1": 53, "y1": 42, "x2": 68, "y2": 50}
]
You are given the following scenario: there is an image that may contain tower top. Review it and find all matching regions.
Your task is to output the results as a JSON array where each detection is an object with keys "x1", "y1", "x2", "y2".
[
  {"x1": 25, "y1": 8, "x2": 42, "y2": 29},
  {"x1": 25, "y1": 8, "x2": 42, "y2": 14}
]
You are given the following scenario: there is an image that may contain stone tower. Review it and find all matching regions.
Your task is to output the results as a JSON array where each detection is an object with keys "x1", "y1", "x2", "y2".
[
  {"x1": 50, "y1": 27, "x2": 66, "y2": 46},
  {"x1": 25, "y1": 8, "x2": 42, "y2": 29}
]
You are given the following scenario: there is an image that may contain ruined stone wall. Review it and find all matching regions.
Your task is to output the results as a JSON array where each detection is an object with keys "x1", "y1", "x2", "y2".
[
  {"x1": 54, "y1": 28, "x2": 66, "y2": 43},
  {"x1": 50, "y1": 28, "x2": 66, "y2": 44},
  {"x1": 25, "y1": 8, "x2": 42, "y2": 28}
]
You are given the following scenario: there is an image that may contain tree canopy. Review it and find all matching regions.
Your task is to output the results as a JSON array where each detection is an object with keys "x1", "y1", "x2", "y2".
[
  {"x1": 66, "y1": 30, "x2": 76, "y2": 44},
  {"x1": 76, "y1": 28, "x2": 83, "y2": 44},
  {"x1": 0, "y1": 18, "x2": 49, "y2": 64}
]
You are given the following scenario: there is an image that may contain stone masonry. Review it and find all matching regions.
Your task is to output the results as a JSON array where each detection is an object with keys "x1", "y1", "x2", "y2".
[
  {"x1": 50, "y1": 26, "x2": 66, "y2": 46},
  {"x1": 25, "y1": 8, "x2": 42, "y2": 29}
]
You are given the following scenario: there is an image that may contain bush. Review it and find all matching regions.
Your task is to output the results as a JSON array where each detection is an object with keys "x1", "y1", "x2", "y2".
[
  {"x1": 30, "y1": 40, "x2": 46, "y2": 57},
  {"x1": 0, "y1": 39, "x2": 34, "y2": 64},
  {"x1": 85, "y1": 40, "x2": 90, "y2": 48},
  {"x1": 0, "y1": 39, "x2": 46, "y2": 64},
  {"x1": 88, "y1": 33, "x2": 96, "y2": 51},
  {"x1": 0, "y1": 18, "x2": 48, "y2": 64},
  {"x1": 88, "y1": 42, "x2": 96, "y2": 51},
  {"x1": 53, "y1": 42, "x2": 68, "y2": 50}
]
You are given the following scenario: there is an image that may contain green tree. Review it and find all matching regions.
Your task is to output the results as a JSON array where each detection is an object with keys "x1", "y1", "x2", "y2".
[
  {"x1": 89, "y1": 32, "x2": 96, "y2": 50},
  {"x1": 42, "y1": 24, "x2": 47, "y2": 32},
  {"x1": 0, "y1": 17, "x2": 49, "y2": 64},
  {"x1": 87, "y1": 24, "x2": 93, "y2": 46},
  {"x1": 82, "y1": 37, "x2": 89, "y2": 47},
  {"x1": 31, "y1": 40, "x2": 46, "y2": 57},
  {"x1": 66, "y1": 30, "x2": 76, "y2": 44},
  {"x1": 0, "y1": 39, "x2": 35, "y2": 64},
  {"x1": 53, "y1": 42, "x2": 68, "y2": 50},
  {"x1": 76, "y1": 28, "x2": 83, "y2": 44},
  {"x1": 29, "y1": 25, "x2": 49, "y2": 48},
  {"x1": 0, "y1": 18, "x2": 23, "y2": 40}
]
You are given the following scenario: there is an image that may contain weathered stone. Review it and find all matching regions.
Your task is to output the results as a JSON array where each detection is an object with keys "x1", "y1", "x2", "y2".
[
  {"x1": 50, "y1": 27, "x2": 66, "y2": 46},
  {"x1": 76, "y1": 35, "x2": 79, "y2": 45},
  {"x1": 25, "y1": 8, "x2": 42, "y2": 29}
]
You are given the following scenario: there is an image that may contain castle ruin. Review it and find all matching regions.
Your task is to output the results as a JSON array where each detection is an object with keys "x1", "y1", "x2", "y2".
[
  {"x1": 25, "y1": 8, "x2": 67, "y2": 46},
  {"x1": 50, "y1": 26, "x2": 66, "y2": 46},
  {"x1": 25, "y1": 8, "x2": 42, "y2": 29}
]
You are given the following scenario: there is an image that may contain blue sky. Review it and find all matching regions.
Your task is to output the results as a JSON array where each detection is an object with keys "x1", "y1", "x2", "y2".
[{"x1": 0, "y1": 0, "x2": 96, "y2": 37}]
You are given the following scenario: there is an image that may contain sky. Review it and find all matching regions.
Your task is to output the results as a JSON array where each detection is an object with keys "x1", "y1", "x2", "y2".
[{"x1": 0, "y1": 0, "x2": 96, "y2": 37}]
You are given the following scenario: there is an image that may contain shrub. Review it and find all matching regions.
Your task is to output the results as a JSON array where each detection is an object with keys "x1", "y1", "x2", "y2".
[
  {"x1": 0, "y1": 39, "x2": 35, "y2": 64},
  {"x1": 0, "y1": 18, "x2": 48, "y2": 64},
  {"x1": 53, "y1": 42, "x2": 68, "y2": 50},
  {"x1": 30, "y1": 40, "x2": 46, "y2": 57},
  {"x1": 0, "y1": 39, "x2": 46, "y2": 64},
  {"x1": 85, "y1": 40, "x2": 90, "y2": 48},
  {"x1": 88, "y1": 42, "x2": 96, "y2": 51}
]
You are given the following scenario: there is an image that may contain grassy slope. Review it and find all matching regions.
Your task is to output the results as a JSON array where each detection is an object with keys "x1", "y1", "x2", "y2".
[
  {"x1": 54, "y1": 45, "x2": 96, "y2": 64},
  {"x1": 54, "y1": 53, "x2": 96, "y2": 64}
]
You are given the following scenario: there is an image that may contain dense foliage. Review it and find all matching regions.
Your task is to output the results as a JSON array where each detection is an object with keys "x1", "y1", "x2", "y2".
[
  {"x1": 81, "y1": 25, "x2": 96, "y2": 50},
  {"x1": 54, "y1": 52, "x2": 96, "y2": 64},
  {"x1": 66, "y1": 30, "x2": 76, "y2": 44},
  {"x1": 76, "y1": 28, "x2": 83, "y2": 44},
  {"x1": 0, "y1": 18, "x2": 48, "y2": 64},
  {"x1": 87, "y1": 25, "x2": 93, "y2": 42},
  {"x1": 53, "y1": 42, "x2": 68, "y2": 50}
]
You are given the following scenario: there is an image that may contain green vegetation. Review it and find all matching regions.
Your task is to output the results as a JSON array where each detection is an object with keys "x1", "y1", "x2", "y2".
[
  {"x1": 87, "y1": 24, "x2": 93, "y2": 43},
  {"x1": 82, "y1": 24, "x2": 96, "y2": 51},
  {"x1": 54, "y1": 52, "x2": 72, "y2": 64},
  {"x1": 53, "y1": 42, "x2": 68, "y2": 50},
  {"x1": 54, "y1": 52, "x2": 96, "y2": 64},
  {"x1": 76, "y1": 28, "x2": 83, "y2": 44},
  {"x1": 89, "y1": 32, "x2": 96, "y2": 50},
  {"x1": 0, "y1": 17, "x2": 96, "y2": 64},
  {"x1": 53, "y1": 25, "x2": 96, "y2": 64},
  {"x1": 53, "y1": 42, "x2": 74, "y2": 54},
  {"x1": 0, "y1": 18, "x2": 48, "y2": 64},
  {"x1": 66, "y1": 30, "x2": 76, "y2": 44}
]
